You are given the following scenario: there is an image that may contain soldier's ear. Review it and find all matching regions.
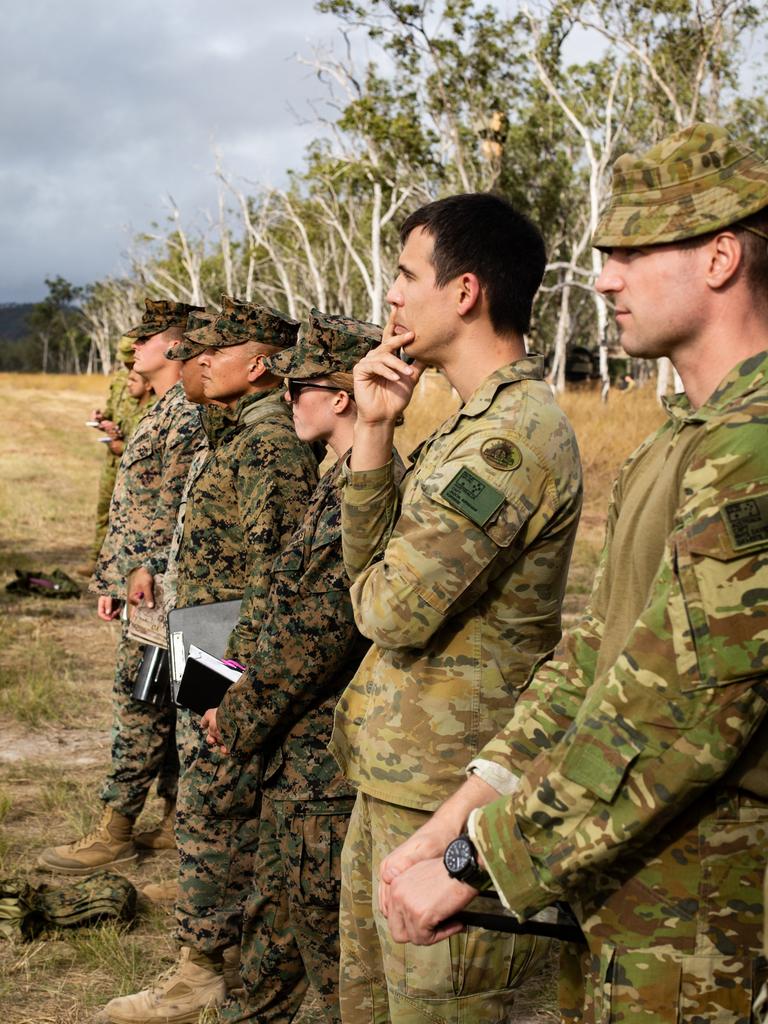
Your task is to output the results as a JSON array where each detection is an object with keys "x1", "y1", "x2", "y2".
[
  {"x1": 705, "y1": 231, "x2": 742, "y2": 290},
  {"x1": 247, "y1": 355, "x2": 268, "y2": 383}
]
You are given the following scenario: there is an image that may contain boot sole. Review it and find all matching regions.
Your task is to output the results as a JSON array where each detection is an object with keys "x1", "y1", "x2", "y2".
[
  {"x1": 107, "y1": 1001, "x2": 221, "y2": 1024},
  {"x1": 37, "y1": 851, "x2": 139, "y2": 875}
]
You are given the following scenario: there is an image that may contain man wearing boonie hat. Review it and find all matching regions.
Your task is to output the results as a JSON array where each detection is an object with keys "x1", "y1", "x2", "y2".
[
  {"x1": 39, "y1": 299, "x2": 204, "y2": 876},
  {"x1": 100, "y1": 298, "x2": 318, "y2": 1022},
  {"x1": 384, "y1": 123, "x2": 768, "y2": 1023}
]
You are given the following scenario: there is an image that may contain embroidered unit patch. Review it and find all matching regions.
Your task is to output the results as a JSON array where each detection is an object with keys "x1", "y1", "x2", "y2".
[{"x1": 480, "y1": 438, "x2": 522, "y2": 471}]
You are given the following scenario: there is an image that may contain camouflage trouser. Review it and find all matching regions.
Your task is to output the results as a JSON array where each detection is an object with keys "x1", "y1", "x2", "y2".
[
  {"x1": 174, "y1": 709, "x2": 261, "y2": 956},
  {"x1": 100, "y1": 623, "x2": 178, "y2": 819},
  {"x1": 339, "y1": 791, "x2": 550, "y2": 1024},
  {"x1": 557, "y1": 791, "x2": 768, "y2": 1023},
  {"x1": 221, "y1": 792, "x2": 354, "y2": 1023},
  {"x1": 90, "y1": 452, "x2": 119, "y2": 560}
]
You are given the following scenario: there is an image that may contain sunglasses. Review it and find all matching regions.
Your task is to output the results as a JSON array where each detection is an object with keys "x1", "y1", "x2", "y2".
[{"x1": 286, "y1": 379, "x2": 351, "y2": 402}]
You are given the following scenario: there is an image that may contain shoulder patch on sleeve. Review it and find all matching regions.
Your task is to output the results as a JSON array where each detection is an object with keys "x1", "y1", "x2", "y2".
[
  {"x1": 481, "y1": 438, "x2": 522, "y2": 471},
  {"x1": 721, "y1": 495, "x2": 768, "y2": 550},
  {"x1": 440, "y1": 467, "x2": 505, "y2": 528}
]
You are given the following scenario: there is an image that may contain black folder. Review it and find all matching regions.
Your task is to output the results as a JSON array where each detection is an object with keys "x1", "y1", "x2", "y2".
[{"x1": 167, "y1": 598, "x2": 242, "y2": 689}]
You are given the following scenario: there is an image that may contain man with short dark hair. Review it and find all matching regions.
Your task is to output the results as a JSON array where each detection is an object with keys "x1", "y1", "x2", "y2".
[
  {"x1": 330, "y1": 192, "x2": 583, "y2": 1022},
  {"x1": 384, "y1": 124, "x2": 768, "y2": 1024}
]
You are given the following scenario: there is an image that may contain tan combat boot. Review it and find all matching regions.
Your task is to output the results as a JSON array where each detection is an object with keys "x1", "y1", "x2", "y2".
[
  {"x1": 134, "y1": 799, "x2": 176, "y2": 851},
  {"x1": 37, "y1": 805, "x2": 137, "y2": 875},
  {"x1": 101, "y1": 947, "x2": 226, "y2": 1023},
  {"x1": 140, "y1": 879, "x2": 179, "y2": 905}
]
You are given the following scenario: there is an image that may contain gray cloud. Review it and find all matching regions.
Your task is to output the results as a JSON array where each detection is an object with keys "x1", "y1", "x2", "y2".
[{"x1": 0, "y1": 0, "x2": 340, "y2": 301}]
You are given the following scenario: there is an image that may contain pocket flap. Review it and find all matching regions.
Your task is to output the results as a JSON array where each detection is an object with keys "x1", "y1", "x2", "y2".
[{"x1": 561, "y1": 714, "x2": 643, "y2": 803}]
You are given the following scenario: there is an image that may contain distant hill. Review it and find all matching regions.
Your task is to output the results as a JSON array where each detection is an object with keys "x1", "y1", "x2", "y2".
[
  {"x1": 0, "y1": 303, "x2": 38, "y2": 370},
  {"x1": 0, "y1": 303, "x2": 35, "y2": 342}
]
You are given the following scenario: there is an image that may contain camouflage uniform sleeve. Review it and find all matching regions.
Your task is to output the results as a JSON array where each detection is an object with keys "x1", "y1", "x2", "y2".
[
  {"x1": 347, "y1": 431, "x2": 559, "y2": 651},
  {"x1": 216, "y1": 538, "x2": 361, "y2": 759},
  {"x1": 471, "y1": 448, "x2": 768, "y2": 920},
  {"x1": 226, "y1": 435, "x2": 317, "y2": 663},
  {"x1": 475, "y1": 496, "x2": 618, "y2": 777},
  {"x1": 130, "y1": 401, "x2": 202, "y2": 578},
  {"x1": 341, "y1": 459, "x2": 402, "y2": 580}
]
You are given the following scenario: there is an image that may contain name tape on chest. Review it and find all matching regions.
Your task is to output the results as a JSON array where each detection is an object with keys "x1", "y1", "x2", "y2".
[
  {"x1": 440, "y1": 467, "x2": 505, "y2": 528},
  {"x1": 722, "y1": 494, "x2": 768, "y2": 550}
]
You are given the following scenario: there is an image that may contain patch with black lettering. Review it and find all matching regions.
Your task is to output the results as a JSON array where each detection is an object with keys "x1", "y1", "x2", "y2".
[
  {"x1": 481, "y1": 438, "x2": 522, "y2": 472},
  {"x1": 722, "y1": 494, "x2": 768, "y2": 550},
  {"x1": 440, "y1": 467, "x2": 505, "y2": 528}
]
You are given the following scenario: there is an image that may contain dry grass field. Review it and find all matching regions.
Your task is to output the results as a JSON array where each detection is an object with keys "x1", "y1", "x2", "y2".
[{"x1": 0, "y1": 371, "x2": 664, "y2": 1022}]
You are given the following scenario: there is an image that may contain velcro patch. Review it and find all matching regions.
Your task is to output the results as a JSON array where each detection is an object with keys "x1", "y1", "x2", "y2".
[
  {"x1": 721, "y1": 495, "x2": 768, "y2": 550},
  {"x1": 440, "y1": 467, "x2": 505, "y2": 528}
]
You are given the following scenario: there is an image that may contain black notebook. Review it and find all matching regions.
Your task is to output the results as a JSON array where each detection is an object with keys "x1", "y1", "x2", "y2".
[{"x1": 175, "y1": 645, "x2": 243, "y2": 716}]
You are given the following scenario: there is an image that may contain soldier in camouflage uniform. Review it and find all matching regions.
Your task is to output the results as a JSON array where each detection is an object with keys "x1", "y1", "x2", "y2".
[
  {"x1": 384, "y1": 124, "x2": 768, "y2": 1023},
  {"x1": 186, "y1": 311, "x2": 397, "y2": 1024},
  {"x1": 80, "y1": 336, "x2": 155, "y2": 574},
  {"x1": 100, "y1": 299, "x2": 318, "y2": 1023},
  {"x1": 329, "y1": 194, "x2": 583, "y2": 1022},
  {"x1": 38, "y1": 299, "x2": 204, "y2": 875}
]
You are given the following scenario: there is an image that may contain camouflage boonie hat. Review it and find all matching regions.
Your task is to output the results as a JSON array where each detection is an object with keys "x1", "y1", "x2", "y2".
[
  {"x1": 125, "y1": 299, "x2": 205, "y2": 340},
  {"x1": 166, "y1": 310, "x2": 213, "y2": 361},
  {"x1": 185, "y1": 296, "x2": 300, "y2": 350},
  {"x1": 593, "y1": 122, "x2": 768, "y2": 249},
  {"x1": 265, "y1": 309, "x2": 382, "y2": 379},
  {"x1": 116, "y1": 336, "x2": 136, "y2": 365}
]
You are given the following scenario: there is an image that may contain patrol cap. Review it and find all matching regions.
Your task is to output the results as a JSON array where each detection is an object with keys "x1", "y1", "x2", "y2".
[
  {"x1": 166, "y1": 310, "x2": 213, "y2": 361},
  {"x1": 185, "y1": 297, "x2": 300, "y2": 350},
  {"x1": 593, "y1": 122, "x2": 768, "y2": 249},
  {"x1": 125, "y1": 299, "x2": 205, "y2": 340},
  {"x1": 116, "y1": 336, "x2": 136, "y2": 366},
  {"x1": 265, "y1": 309, "x2": 382, "y2": 379}
]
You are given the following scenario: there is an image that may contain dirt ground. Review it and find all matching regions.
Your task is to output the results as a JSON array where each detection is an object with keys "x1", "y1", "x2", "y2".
[{"x1": 0, "y1": 372, "x2": 664, "y2": 1021}]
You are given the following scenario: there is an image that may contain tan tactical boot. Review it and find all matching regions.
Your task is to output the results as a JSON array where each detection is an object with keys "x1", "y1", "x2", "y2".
[
  {"x1": 141, "y1": 879, "x2": 179, "y2": 905},
  {"x1": 134, "y1": 800, "x2": 176, "y2": 851},
  {"x1": 37, "y1": 805, "x2": 137, "y2": 875},
  {"x1": 101, "y1": 947, "x2": 226, "y2": 1023},
  {"x1": 222, "y1": 944, "x2": 243, "y2": 993}
]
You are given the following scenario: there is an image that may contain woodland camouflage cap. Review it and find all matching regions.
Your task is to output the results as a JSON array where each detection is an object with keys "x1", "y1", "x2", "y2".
[
  {"x1": 593, "y1": 122, "x2": 768, "y2": 249},
  {"x1": 125, "y1": 299, "x2": 205, "y2": 340},
  {"x1": 185, "y1": 296, "x2": 300, "y2": 349},
  {"x1": 167, "y1": 310, "x2": 213, "y2": 360},
  {"x1": 266, "y1": 309, "x2": 382, "y2": 378}
]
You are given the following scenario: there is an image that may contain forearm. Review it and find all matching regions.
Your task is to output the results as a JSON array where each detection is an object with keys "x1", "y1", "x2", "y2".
[
  {"x1": 341, "y1": 460, "x2": 401, "y2": 580},
  {"x1": 349, "y1": 419, "x2": 397, "y2": 471}
]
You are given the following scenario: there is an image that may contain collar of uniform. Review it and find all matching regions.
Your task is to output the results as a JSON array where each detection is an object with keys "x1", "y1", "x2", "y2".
[
  {"x1": 434, "y1": 355, "x2": 545, "y2": 436},
  {"x1": 235, "y1": 385, "x2": 289, "y2": 428},
  {"x1": 662, "y1": 349, "x2": 768, "y2": 425}
]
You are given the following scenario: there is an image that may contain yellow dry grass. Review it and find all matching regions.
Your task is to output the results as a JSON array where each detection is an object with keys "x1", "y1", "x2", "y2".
[{"x1": 0, "y1": 371, "x2": 666, "y2": 1021}]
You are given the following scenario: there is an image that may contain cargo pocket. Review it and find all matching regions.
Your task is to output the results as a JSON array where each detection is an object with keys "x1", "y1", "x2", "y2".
[
  {"x1": 675, "y1": 485, "x2": 768, "y2": 690},
  {"x1": 182, "y1": 743, "x2": 260, "y2": 819},
  {"x1": 291, "y1": 811, "x2": 349, "y2": 907},
  {"x1": 561, "y1": 713, "x2": 643, "y2": 803},
  {"x1": 603, "y1": 947, "x2": 681, "y2": 1023}
]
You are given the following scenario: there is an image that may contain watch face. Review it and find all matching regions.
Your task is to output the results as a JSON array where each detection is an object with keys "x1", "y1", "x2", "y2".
[{"x1": 444, "y1": 836, "x2": 473, "y2": 876}]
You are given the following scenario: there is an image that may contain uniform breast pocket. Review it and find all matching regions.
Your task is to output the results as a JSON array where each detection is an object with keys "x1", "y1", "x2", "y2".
[{"x1": 676, "y1": 489, "x2": 768, "y2": 690}]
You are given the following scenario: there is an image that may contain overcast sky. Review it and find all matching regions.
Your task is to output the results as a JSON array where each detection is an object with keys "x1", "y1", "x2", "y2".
[{"x1": 0, "y1": 1, "x2": 348, "y2": 303}]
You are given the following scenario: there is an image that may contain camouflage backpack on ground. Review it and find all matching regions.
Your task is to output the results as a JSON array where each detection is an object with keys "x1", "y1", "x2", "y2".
[
  {"x1": 5, "y1": 569, "x2": 81, "y2": 598},
  {"x1": 0, "y1": 872, "x2": 137, "y2": 940}
]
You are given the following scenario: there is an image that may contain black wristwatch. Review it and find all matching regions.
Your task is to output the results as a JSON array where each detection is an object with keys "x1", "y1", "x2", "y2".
[{"x1": 443, "y1": 834, "x2": 492, "y2": 890}]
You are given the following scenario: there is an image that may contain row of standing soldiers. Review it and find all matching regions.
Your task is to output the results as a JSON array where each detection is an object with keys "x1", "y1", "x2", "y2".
[{"x1": 36, "y1": 121, "x2": 768, "y2": 1024}]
